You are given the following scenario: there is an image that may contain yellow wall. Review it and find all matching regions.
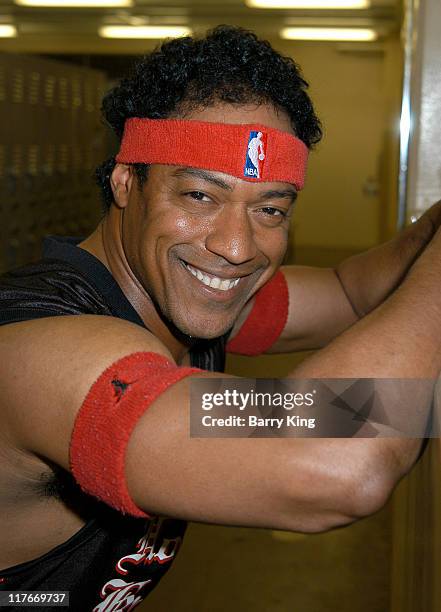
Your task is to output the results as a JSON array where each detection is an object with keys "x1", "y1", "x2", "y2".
[{"x1": 268, "y1": 39, "x2": 402, "y2": 253}]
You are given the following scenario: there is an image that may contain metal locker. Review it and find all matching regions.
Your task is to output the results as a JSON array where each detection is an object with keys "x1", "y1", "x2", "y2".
[{"x1": 0, "y1": 54, "x2": 108, "y2": 272}]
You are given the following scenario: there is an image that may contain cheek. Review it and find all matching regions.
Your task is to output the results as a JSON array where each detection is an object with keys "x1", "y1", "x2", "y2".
[
  {"x1": 173, "y1": 214, "x2": 204, "y2": 236},
  {"x1": 154, "y1": 210, "x2": 211, "y2": 246},
  {"x1": 138, "y1": 211, "x2": 205, "y2": 271},
  {"x1": 255, "y1": 226, "x2": 289, "y2": 266}
]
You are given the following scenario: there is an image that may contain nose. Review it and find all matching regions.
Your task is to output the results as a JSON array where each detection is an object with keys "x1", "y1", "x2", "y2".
[{"x1": 205, "y1": 208, "x2": 258, "y2": 265}]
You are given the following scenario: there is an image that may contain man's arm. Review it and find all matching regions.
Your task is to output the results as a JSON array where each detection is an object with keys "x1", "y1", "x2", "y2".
[
  {"x1": 233, "y1": 201, "x2": 441, "y2": 353},
  {"x1": 0, "y1": 315, "x2": 388, "y2": 533},
  {"x1": 2, "y1": 226, "x2": 441, "y2": 534}
]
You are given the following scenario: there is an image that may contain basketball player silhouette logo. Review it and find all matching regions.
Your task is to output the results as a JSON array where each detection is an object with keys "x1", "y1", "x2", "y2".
[{"x1": 244, "y1": 131, "x2": 267, "y2": 179}]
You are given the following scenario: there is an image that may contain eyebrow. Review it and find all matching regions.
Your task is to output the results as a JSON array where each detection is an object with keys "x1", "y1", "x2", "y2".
[
  {"x1": 173, "y1": 167, "x2": 297, "y2": 203},
  {"x1": 172, "y1": 168, "x2": 234, "y2": 191},
  {"x1": 259, "y1": 189, "x2": 298, "y2": 204}
]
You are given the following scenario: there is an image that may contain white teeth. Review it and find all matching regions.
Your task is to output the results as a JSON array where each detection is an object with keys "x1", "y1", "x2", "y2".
[
  {"x1": 184, "y1": 263, "x2": 240, "y2": 291},
  {"x1": 210, "y1": 277, "x2": 221, "y2": 289}
]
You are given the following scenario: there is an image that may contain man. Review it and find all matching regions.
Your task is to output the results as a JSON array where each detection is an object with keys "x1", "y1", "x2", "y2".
[{"x1": 0, "y1": 25, "x2": 440, "y2": 610}]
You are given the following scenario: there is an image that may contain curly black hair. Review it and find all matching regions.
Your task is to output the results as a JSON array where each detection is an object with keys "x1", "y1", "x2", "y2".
[{"x1": 96, "y1": 24, "x2": 322, "y2": 210}]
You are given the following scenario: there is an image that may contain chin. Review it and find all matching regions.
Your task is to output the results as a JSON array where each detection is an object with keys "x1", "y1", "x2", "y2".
[{"x1": 173, "y1": 314, "x2": 233, "y2": 341}]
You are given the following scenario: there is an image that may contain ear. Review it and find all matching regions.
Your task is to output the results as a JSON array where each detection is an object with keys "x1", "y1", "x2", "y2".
[{"x1": 110, "y1": 163, "x2": 135, "y2": 209}]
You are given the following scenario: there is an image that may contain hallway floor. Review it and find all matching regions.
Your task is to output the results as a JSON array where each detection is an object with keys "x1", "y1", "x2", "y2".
[{"x1": 141, "y1": 501, "x2": 391, "y2": 612}]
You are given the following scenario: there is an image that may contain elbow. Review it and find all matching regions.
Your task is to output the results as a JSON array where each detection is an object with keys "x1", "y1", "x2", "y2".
[
  {"x1": 343, "y1": 467, "x2": 394, "y2": 522},
  {"x1": 306, "y1": 482, "x2": 391, "y2": 534},
  {"x1": 282, "y1": 443, "x2": 400, "y2": 534},
  {"x1": 336, "y1": 443, "x2": 402, "y2": 521},
  {"x1": 316, "y1": 475, "x2": 393, "y2": 534},
  {"x1": 345, "y1": 439, "x2": 420, "y2": 520}
]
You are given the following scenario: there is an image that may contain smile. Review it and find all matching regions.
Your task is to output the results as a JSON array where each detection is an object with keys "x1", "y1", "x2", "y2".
[{"x1": 183, "y1": 262, "x2": 241, "y2": 291}]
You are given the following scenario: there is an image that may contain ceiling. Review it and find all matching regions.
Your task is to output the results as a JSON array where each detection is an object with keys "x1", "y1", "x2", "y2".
[{"x1": 0, "y1": 0, "x2": 401, "y2": 54}]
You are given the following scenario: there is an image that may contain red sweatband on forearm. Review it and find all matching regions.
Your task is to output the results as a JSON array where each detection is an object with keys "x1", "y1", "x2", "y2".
[
  {"x1": 69, "y1": 352, "x2": 201, "y2": 518},
  {"x1": 226, "y1": 269, "x2": 289, "y2": 356},
  {"x1": 116, "y1": 118, "x2": 309, "y2": 190}
]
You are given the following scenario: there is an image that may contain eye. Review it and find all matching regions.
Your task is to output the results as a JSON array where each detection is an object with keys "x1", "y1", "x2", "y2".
[
  {"x1": 185, "y1": 191, "x2": 211, "y2": 202},
  {"x1": 260, "y1": 207, "x2": 287, "y2": 218},
  {"x1": 256, "y1": 206, "x2": 291, "y2": 227}
]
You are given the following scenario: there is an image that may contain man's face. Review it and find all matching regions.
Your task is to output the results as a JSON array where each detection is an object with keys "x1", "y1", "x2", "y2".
[{"x1": 120, "y1": 103, "x2": 298, "y2": 339}]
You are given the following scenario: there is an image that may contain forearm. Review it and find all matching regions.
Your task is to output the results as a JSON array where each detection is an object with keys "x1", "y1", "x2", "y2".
[
  {"x1": 288, "y1": 235, "x2": 441, "y2": 501},
  {"x1": 263, "y1": 206, "x2": 439, "y2": 353},
  {"x1": 335, "y1": 203, "x2": 439, "y2": 318},
  {"x1": 294, "y1": 271, "x2": 441, "y2": 379}
]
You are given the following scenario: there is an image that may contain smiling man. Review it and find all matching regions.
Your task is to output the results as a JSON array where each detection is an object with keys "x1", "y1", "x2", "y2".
[
  {"x1": 84, "y1": 102, "x2": 302, "y2": 347},
  {"x1": 1, "y1": 25, "x2": 441, "y2": 611}
]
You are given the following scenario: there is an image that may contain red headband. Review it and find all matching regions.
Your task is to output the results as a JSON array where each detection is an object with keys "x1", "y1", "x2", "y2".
[{"x1": 116, "y1": 118, "x2": 308, "y2": 190}]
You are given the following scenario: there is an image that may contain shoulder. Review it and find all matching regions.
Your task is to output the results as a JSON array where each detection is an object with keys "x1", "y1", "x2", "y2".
[
  {"x1": 0, "y1": 315, "x2": 174, "y2": 464},
  {"x1": 0, "y1": 258, "x2": 114, "y2": 322},
  {"x1": 0, "y1": 314, "x2": 173, "y2": 367}
]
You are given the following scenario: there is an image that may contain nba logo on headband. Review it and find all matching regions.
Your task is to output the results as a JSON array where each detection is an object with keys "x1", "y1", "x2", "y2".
[{"x1": 244, "y1": 130, "x2": 267, "y2": 180}]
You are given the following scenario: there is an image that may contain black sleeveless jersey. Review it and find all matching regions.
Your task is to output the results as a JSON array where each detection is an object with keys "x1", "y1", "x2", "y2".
[{"x1": 0, "y1": 236, "x2": 227, "y2": 611}]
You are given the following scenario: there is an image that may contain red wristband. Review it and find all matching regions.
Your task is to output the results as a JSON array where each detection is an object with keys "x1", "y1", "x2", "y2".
[
  {"x1": 226, "y1": 270, "x2": 289, "y2": 356},
  {"x1": 70, "y1": 352, "x2": 201, "y2": 517}
]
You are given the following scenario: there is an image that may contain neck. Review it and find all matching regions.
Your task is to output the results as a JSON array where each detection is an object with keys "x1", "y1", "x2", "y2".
[{"x1": 78, "y1": 208, "x2": 194, "y2": 363}]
